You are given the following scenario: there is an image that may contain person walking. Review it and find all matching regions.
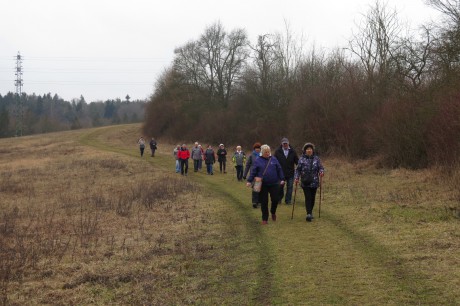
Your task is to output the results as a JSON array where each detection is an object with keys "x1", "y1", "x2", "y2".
[
  {"x1": 198, "y1": 144, "x2": 204, "y2": 171},
  {"x1": 173, "y1": 145, "x2": 181, "y2": 173},
  {"x1": 232, "y1": 146, "x2": 246, "y2": 181},
  {"x1": 217, "y1": 144, "x2": 227, "y2": 173},
  {"x1": 149, "y1": 137, "x2": 157, "y2": 157},
  {"x1": 191, "y1": 142, "x2": 202, "y2": 172},
  {"x1": 178, "y1": 144, "x2": 190, "y2": 176},
  {"x1": 246, "y1": 144, "x2": 285, "y2": 225},
  {"x1": 204, "y1": 145, "x2": 216, "y2": 175},
  {"x1": 274, "y1": 137, "x2": 299, "y2": 205},
  {"x1": 294, "y1": 142, "x2": 325, "y2": 222},
  {"x1": 243, "y1": 142, "x2": 262, "y2": 208},
  {"x1": 138, "y1": 136, "x2": 145, "y2": 157}
]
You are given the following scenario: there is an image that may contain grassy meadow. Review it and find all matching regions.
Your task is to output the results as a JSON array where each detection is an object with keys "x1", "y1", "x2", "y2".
[{"x1": 0, "y1": 124, "x2": 458, "y2": 305}]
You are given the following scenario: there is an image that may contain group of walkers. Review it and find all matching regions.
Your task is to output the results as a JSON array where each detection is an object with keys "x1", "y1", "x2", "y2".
[
  {"x1": 138, "y1": 136, "x2": 325, "y2": 225},
  {"x1": 244, "y1": 139, "x2": 324, "y2": 224},
  {"x1": 172, "y1": 143, "x2": 230, "y2": 176}
]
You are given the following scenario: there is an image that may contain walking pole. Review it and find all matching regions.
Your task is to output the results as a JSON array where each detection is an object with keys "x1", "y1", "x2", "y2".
[
  {"x1": 291, "y1": 182, "x2": 298, "y2": 220},
  {"x1": 319, "y1": 175, "x2": 322, "y2": 218}
]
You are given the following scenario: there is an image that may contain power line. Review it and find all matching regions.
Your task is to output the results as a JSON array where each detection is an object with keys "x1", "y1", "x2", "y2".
[{"x1": 15, "y1": 51, "x2": 23, "y2": 137}]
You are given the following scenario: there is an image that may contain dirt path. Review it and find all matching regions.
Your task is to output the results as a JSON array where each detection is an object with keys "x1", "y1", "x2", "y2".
[{"x1": 82, "y1": 124, "x2": 459, "y2": 305}]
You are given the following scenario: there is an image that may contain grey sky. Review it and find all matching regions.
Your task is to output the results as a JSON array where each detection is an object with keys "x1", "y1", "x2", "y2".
[{"x1": 0, "y1": 0, "x2": 440, "y2": 102}]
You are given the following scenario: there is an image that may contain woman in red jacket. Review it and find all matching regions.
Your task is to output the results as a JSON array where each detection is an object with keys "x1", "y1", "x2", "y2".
[{"x1": 178, "y1": 144, "x2": 191, "y2": 176}]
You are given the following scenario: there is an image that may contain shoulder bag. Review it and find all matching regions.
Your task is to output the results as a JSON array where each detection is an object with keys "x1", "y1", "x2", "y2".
[{"x1": 253, "y1": 157, "x2": 271, "y2": 192}]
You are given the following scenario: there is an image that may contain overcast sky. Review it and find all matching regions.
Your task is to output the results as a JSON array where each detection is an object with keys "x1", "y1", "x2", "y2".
[{"x1": 0, "y1": 0, "x2": 441, "y2": 102}]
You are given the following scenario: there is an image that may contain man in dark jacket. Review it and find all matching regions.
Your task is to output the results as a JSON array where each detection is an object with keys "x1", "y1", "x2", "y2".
[
  {"x1": 149, "y1": 138, "x2": 157, "y2": 157},
  {"x1": 274, "y1": 137, "x2": 299, "y2": 204}
]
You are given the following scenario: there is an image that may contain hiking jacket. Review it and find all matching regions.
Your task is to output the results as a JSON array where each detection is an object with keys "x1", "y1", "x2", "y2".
[
  {"x1": 204, "y1": 149, "x2": 216, "y2": 164},
  {"x1": 149, "y1": 140, "x2": 157, "y2": 149},
  {"x1": 274, "y1": 145, "x2": 299, "y2": 179},
  {"x1": 243, "y1": 150, "x2": 259, "y2": 178},
  {"x1": 173, "y1": 148, "x2": 179, "y2": 160},
  {"x1": 138, "y1": 138, "x2": 145, "y2": 148},
  {"x1": 217, "y1": 148, "x2": 227, "y2": 162},
  {"x1": 294, "y1": 154, "x2": 324, "y2": 188},
  {"x1": 191, "y1": 146, "x2": 202, "y2": 160},
  {"x1": 232, "y1": 151, "x2": 246, "y2": 166},
  {"x1": 247, "y1": 156, "x2": 285, "y2": 186},
  {"x1": 178, "y1": 148, "x2": 190, "y2": 160}
]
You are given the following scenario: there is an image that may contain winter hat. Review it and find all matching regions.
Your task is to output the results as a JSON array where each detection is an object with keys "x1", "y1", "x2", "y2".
[
  {"x1": 253, "y1": 142, "x2": 262, "y2": 149},
  {"x1": 281, "y1": 137, "x2": 289, "y2": 144},
  {"x1": 303, "y1": 142, "x2": 315, "y2": 152}
]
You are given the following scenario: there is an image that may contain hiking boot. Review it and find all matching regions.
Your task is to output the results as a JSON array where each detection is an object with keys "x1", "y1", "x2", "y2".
[
  {"x1": 271, "y1": 214, "x2": 277, "y2": 221},
  {"x1": 306, "y1": 214, "x2": 312, "y2": 222},
  {"x1": 261, "y1": 220, "x2": 268, "y2": 225},
  {"x1": 252, "y1": 203, "x2": 257, "y2": 208}
]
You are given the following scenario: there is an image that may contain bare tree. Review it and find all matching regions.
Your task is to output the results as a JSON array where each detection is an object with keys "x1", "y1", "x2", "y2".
[
  {"x1": 348, "y1": 1, "x2": 402, "y2": 96},
  {"x1": 425, "y1": 0, "x2": 460, "y2": 25},
  {"x1": 390, "y1": 26, "x2": 434, "y2": 89},
  {"x1": 173, "y1": 22, "x2": 249, "y2": 107},
  {"x1": 273, "y1": 20, "x2": 305, "y2": 84},
  {"x1": 247, "y1": 34, "x2": 280, "y2": 100},
  {"x1": 425, "y1": 0, "x2": 460, "y2": 79}
]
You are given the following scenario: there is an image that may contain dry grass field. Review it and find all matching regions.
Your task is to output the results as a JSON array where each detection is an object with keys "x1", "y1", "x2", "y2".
[{"x1": 0, "y1": 123, "x2": 459, "y2": 305}]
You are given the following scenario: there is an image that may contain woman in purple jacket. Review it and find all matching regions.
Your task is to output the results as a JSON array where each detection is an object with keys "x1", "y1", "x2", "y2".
[{"x1": 246, "y1": 145, "x2": 285, "y2": 224}]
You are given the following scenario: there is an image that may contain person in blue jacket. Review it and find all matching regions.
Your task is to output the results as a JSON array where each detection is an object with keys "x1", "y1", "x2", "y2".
[
  {"x1": 243, "y1": 142, "x2": 262, "y2": 208},
  {"x1": 246, "y1": 144, "x2": 285, "y2": 225}
]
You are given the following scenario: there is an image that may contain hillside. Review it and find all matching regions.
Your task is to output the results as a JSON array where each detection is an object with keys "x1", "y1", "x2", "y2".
[{"x1": 0, "y1": 124, "x2": 458, "y2": 305}]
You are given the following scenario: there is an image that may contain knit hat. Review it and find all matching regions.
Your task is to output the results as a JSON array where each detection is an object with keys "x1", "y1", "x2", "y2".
[
  {"x1": 303, "y1": 142, "x2": 315, "y2": 152},
  {"x1": 281, "y1": 137, "x2": 289, "y2": 144}
]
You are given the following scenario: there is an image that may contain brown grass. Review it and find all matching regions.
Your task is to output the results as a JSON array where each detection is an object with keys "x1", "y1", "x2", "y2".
[
  {"x1": 0, "y1": 128, "x2": 260, "y2": 305},
  {"x1": 0, "y1": 124, "x2": 459, "y2": 305}
]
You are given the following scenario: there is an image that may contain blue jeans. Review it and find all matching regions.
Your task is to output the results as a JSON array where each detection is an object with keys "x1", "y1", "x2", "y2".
[
  {"x1": 175, "y1": 160, "x2": 180, "y2": 173},
  {"x1": 279, "y1": 177, "x2": 294, "y2": 204},
  {"x1": 206, "y1": 163, "x2": 213, "y2": 174}
]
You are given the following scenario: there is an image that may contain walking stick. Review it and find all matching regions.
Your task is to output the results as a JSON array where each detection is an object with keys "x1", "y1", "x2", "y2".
[
  {"x1": 291, "y1": 182, "x2": 298, "y2": 220},
  {"x1": 319, "y1": 175, "x2": 322, "y2": 218}
]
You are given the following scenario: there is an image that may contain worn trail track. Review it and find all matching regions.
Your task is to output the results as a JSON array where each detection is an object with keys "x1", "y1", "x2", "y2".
[{"x1": 81, "y1": 124, "x2": 453, "y2": 305}]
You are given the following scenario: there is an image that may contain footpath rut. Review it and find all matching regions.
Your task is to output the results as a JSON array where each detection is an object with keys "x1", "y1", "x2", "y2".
[{"x1": 81, "y1": 125, "x2": 444, "y2": 305}]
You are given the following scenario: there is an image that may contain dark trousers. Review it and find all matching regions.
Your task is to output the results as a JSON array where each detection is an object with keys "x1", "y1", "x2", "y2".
[
  {"x1": 193, "y1": 159, "x2": 200, "y2": 171},
  {"x1": 180, "y1": 159, "x2": 189, "y2": 175},
  {"x1": 302, "y1": 187, "x2": 318, "y2": 215},
  {"x1": 235, "y1": 165, "x2": 243, "y2": 180},
  {"x1": 279, "y1": 176, "x2": 294, "y2": 204},
  {"x1": 219, "y1": 160, "x2": 226, "y2": 172},
  {"x1": 150, "y1": 148, "x2": 156, "y2": 156},
  {"x1": 259, "y1": 183, "x2": 280, "y2": 221},
  {"x1": 252, "y1": 190, "x2": 259, "y2": 205},
  {"x1": 140, "y1": 147, "x2": 144, "y2": 157}
]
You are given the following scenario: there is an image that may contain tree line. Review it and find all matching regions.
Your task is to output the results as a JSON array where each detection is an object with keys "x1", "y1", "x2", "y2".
[
  {"x1": 143, "y1": 0, "x2": 460, "y2": 169},
  {"x1": 0, "y1": 93, "x2": 146, "y2": 137}
]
